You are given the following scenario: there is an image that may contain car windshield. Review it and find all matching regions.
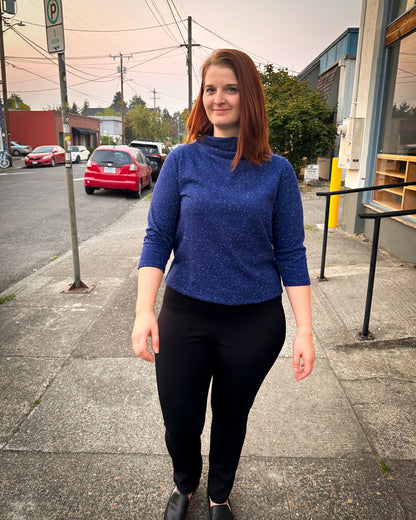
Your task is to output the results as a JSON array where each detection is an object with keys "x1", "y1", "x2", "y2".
[
  {"x1": 92, "y1": 149, "x2": 133, "y2": 167},
  {"x1": 33, "y1": 146, "x2": 53, "y2": 153},
  {"x1": 131, "y1": 144, "x2": 158, "y2": 155}
]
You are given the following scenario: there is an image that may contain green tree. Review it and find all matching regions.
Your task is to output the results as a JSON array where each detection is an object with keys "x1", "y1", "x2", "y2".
[
  {"x1": 81, "y1": 99, "x2": 90, "y2": 115},
  {"x1": 94, "y1": 107, "x2": 120, "y2": 116},
  {"x1": 69, "y1": 102, "x2": 79, "y2": 114},
  {"x1": 7, "y1": 93, "x2": 30, "y2": 111},
  {"x1": 125, "y1": 104, "x2": 170, "y2": 142},
  {"x1": 128, "y1": 95, "x2": 146, "y2": 110},
  {"x1": 110, "y1": 91, "x2": 122, "y2": 112},
  {"x1": 260, "y1": 65, "x2": 336, "y2": 174}
]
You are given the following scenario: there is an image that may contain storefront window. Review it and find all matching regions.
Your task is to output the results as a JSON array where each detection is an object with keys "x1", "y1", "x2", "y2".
[
  {"x1": 390, "y1": 0, "x2": 416, "y2": 22},
  {"x1": 380, "y1": 31, "x2": 416, "y2": 156}
]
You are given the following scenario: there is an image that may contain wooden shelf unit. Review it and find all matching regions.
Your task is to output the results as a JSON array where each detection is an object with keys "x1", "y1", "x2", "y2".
[{"x1": 373, "y1": 154, "x2": 416, "y2": 219}]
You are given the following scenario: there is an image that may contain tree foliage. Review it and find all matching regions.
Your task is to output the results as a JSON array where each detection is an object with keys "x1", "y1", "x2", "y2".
[
  {"x1": 69, "y1": 102, "x2": 79, "y2": 114},
  {"x1": 8, "y1": 93, "x2": 30, "y2": 111},
  {"x1": 260, "y1": 65, "x2": 336, "y2": 174},
  {"x1": 125, "y1": 104, "x2": 170, "y2": 143}
]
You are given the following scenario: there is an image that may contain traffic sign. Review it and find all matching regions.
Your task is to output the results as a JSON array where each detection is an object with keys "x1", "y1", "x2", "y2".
[
  {"x1": 44, "y1": 0, "x2": 65, "y2": 53},
  {"x1": 44, "y1": 0, "x2": 63, "y2": 26}
]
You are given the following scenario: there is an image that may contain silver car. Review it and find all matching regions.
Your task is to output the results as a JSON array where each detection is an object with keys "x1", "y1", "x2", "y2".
[{"x1": 11, "y1": 141, "x2": 32, "y2": 156}]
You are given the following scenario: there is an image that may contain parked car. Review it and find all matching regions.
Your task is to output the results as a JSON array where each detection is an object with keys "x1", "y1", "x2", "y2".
[
  {"x1": 25, "y1": 145, "x2": 65, "y2": 167},
  {"x1": 84, "y1": 145, "x2": 152, "y2": 198},
  {"x1": 11, "y1": 141, "x2": 32, "y2": 156},
  {"x1": 69, "y1": 145, "x2": 90, "y2": 163},
  {"x1": 129, "y1": 140, "x2": 166, "y2": 181}
]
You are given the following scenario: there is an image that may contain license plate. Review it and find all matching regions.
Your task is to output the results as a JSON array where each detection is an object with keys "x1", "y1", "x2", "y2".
[
  {"x1": 104, "y1": 167, "x2": 116, "y2": 173},
  {"x1": 32, "y1": 161, "x2": 38, "y2": 165}
]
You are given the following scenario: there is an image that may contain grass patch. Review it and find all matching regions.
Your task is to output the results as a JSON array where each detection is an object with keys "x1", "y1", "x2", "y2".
[
  {"x1": 49, "y1": 256, "x2": 60, "y2": 263},
  {"x1": 143, "y1": 193, "x2": 153, "y2": 201},
  {"x1": 0, "y1": 294, "x2": 16, "y2": 304},
  {"x1": 32, "y1": 399, "x2": 41, "y2": 407},
  {"x1": 380, "y1": 460, "x2": 390, "y2": 476},
  {"x1": 304, "y1": 224, "x2": 318, "y2": 231}
]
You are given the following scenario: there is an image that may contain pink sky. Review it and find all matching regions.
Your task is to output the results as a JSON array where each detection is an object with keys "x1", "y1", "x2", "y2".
[{"x1": 3, "y1": 0, "x2": 362, "y2": 114}]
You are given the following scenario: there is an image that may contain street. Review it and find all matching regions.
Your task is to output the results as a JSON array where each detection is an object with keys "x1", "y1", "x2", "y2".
[{"x1": 0, "y1": 158, "x2": 150, "y2": 293}]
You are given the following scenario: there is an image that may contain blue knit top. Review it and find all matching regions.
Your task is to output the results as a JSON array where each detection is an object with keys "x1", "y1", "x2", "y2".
[{"x1": 139, "y1": 135, "x2": 310, "y2": 305}]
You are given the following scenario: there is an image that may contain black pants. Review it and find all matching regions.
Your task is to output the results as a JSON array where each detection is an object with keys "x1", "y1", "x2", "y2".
[{"x1": 155, "y1": 286, "x2": 286, "y2": 503}]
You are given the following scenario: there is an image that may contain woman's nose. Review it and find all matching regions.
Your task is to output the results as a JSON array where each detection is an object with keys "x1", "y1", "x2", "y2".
[{"x1": 213, "y1": 90, "x2": 225, "y2": 104}]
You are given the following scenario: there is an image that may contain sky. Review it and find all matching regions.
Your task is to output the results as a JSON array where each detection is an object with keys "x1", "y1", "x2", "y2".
[{"x1": 2, "y1": 0, "x2": 363, "y2": 115}]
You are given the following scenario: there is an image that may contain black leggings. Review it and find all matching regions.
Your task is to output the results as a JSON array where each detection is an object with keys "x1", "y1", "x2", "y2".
[{"x1": 155, "y1": 286, "x2": 286, "y2": 503}]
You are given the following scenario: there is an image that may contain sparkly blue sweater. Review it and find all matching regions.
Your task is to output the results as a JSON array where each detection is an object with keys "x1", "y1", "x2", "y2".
[{"x1": 139, "y1": 136, "x2": 310, "y2": 305}]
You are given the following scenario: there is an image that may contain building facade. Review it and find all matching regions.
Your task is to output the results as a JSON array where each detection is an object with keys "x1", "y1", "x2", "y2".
[
  {"x1": 302, "y1": 1, "x2": 416, "y2": 262},
  {"x1": 6, "y1": 111, "x2": 100, "y2": 150},
  {"x1": 342, "y1": 0, "x2": 415, "y2": 262}
]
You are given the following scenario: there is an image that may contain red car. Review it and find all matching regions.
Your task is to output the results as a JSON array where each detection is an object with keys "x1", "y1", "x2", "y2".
[
  {"x1": 84, "y1": 145, "x2": 152, "y2": 198},
  {"x1": 25, "y1": 145, "x2": 65, "y2": 167}
]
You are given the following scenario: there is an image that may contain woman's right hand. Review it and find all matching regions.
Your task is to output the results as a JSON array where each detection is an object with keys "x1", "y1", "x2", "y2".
[{"x1": 132, "y1": 311, "x2": 159, "y2": 363}]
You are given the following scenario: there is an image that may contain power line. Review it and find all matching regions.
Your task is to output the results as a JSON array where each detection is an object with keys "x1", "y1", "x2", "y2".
[
  {"x1": 12, "y1": 18, "x2": 186, "y2": 33},
  {"x1": 193, "y1": 19, "x2": 298, "y2": 73}
]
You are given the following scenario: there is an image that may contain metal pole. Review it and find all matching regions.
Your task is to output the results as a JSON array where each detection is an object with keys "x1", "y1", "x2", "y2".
[
  {"x1": 120, "y1": 53, "x2": 125, "y2": 145},
  {"x1": 0, "y1": 9, "x2": 12, "y2": 164},
  {"x1": 187, "y1": 15, "x2": 192, "y2": 115},
  {"x1": 360, "y1": 217, "x2": 381, "y2": 339},
  {"x1": 58, "y1": 52, "x2": 91, "y2": 292},
  {"x1": 318, "y1": 194, "x2": 331, "y2": 281}
]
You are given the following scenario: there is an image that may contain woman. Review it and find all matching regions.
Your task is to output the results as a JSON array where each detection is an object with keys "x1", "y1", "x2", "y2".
[{"x1": 132, "y1": 49, "x2": 315, "y2": 520}]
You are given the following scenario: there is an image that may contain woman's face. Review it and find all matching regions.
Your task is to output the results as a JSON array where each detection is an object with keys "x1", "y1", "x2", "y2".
[{"x1": 202, "y1": 65, "x2": 240, "y2": 138}]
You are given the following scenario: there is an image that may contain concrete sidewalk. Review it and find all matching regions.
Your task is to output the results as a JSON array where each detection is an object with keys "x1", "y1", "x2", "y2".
[{"x1": 0, "y1": 185, "x2": 415, "y2": 520}]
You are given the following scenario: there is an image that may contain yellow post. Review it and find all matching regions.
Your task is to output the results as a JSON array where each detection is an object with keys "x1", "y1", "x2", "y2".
[{"x1": 328, "y1": 157, "x2": 343, "y2": 228}]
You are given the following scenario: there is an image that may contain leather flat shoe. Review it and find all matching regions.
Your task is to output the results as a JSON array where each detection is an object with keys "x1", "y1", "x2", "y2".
[
  {"x1": 209, "y1": 503, "x2": 234, "y2": 520},
  {"x1": 163, "y1": 488, "x2": 191, "y2": 520}
]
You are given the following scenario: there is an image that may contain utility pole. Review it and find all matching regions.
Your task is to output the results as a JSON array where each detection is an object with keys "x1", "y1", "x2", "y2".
[
  {"x1": 181, "y1": 16, "x2": 199, "y2": 116},
  {"x1": 0, "y1": 8, "x2": 12, "y2": 163},
  {"x1": 151, "y1": 88, "x2": 160, "y2": 112},
  {"x1": 111, "y1": 53, "x2": 132, "y2": 144}
]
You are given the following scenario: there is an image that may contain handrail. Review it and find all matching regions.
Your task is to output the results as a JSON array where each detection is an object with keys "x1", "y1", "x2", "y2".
[
  {"x1": 315, "y1": 181, "x2": 416, "y2": 281},
  {"x1": 315, "y1": 181, "x2": 416, "y2": 340},
  {"x1": 357, "y1": 209, "x2": 416, "y2": 339}
]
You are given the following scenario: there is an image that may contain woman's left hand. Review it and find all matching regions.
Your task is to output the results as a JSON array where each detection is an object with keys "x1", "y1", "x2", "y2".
[{"x1": 292, "y1": 329, "x2": 315, "y2": 381}]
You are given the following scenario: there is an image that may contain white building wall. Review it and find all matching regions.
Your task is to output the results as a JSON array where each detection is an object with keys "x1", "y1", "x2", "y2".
[{"x1": 344, "y1": 0, "x2": 386, "y2": 190}]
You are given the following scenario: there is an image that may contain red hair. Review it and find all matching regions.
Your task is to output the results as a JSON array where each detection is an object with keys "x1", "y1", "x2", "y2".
[{"x1": 186, "y1": 49, "x2": 271, "y2": 170}]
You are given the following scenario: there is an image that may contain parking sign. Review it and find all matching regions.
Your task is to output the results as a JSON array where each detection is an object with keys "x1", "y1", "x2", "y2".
[{"x1": 44, "y1": 0, "x2": 65, "y2": 53}]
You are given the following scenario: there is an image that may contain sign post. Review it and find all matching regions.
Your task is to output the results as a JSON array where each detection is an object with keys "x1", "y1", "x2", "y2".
[{"x1": 44, "y1": 0, "x2": 93, "y2": 293}]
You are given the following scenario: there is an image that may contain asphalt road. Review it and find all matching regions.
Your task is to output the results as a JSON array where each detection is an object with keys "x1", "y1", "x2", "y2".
[{"x1": 0, "y1": 158, "x2": 151, "y2": 293}]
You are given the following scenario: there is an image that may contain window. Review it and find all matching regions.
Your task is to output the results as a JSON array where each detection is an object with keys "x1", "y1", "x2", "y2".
[
  {"x1": 390, "y1": 0, "x2": 416, "y2": 22},
  {"x1": 379, "y1": 31, "x2": 416, "y2": 156},
  {"x1": 373, "y1": 5, "x2": 416, "y2": 220}
]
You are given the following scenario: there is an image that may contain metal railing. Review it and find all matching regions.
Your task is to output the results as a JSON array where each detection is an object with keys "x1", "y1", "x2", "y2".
[{"x1": 316, "y1": 181, "x2": 416, "y2": 339}]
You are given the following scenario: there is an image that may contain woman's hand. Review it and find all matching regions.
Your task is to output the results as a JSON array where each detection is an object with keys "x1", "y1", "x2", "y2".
[
  {"x1": 292, "y1": 329, "x2": 315, "y2": 381},
  {"x1": 132, "y1": 311, "x2": 159, "y2": 363}
]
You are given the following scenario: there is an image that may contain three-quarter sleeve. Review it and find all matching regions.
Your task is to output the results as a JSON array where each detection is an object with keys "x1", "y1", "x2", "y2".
[
  {"x1": 138, "y1": 149, "x2": 181, "y2": 272},
  {"x1": 272, "y1": 158, "x2": 310, "y2": 287}
]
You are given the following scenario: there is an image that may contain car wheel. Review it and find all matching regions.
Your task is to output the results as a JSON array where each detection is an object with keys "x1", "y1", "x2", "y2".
[
  {"x1": 12, "y1": 150, "x2": 20, "y2": 156},
  {"x1": 51, "y1": 158, "x2": 56, "y2": 167},
  {"x1": 146, "y1": 176, "x2": 152, "y2": 190},
  {"x1": 133, "y1": 179, "x2": 142, "y2": 198},
  {"x1": 85, "y1": 186, "x2": 95, "y2": 195},
  {"x1": 76, "y1": 155, "x2": 81, "y2": 163}
]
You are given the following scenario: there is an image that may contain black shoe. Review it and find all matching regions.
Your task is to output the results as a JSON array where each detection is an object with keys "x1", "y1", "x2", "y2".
[
  {"x1": 163, "y1": 488, "x2": 191, "y2": 520},
  {"x1": 208, "y1": 500, "x2": 234, "y2": 520}
]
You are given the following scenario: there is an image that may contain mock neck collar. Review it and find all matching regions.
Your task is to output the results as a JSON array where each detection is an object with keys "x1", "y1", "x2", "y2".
[{"x1": 200, "y1": 135, "x2": 238, "y2": 152}]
